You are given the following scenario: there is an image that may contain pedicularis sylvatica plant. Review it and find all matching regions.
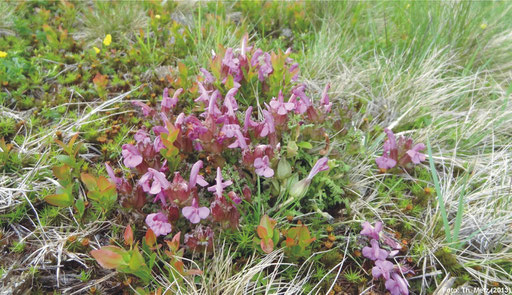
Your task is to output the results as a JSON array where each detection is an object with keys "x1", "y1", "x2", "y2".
[
  {"x1": 88, "y1": 35, "x2": 425, "y2": 288},
  {"x1": 360, "y1": 221, "x2": 414, "y2": 295},
  {"x1": 93, "y1": 35, "x2": 332, "y2": 267},
  {"x1": 376, "y1": 128, "x2": 426, "y2": 172}
]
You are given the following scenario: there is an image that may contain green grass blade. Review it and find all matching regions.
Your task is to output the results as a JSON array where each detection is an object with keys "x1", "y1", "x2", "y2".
[{"x1": 426, "y1": 139, "x2": 452, "y2": 243}]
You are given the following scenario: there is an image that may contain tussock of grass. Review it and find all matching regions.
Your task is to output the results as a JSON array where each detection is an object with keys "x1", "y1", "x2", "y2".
[
  {"x1": 0, "y1": 2, "x2": 15, "y2": 36},
  {"x1": 297, "y1": 1, "x2": 512, "y2": 292},
  {"x1": 75, "y1": 2, "x2": 149, "y2": 46}
]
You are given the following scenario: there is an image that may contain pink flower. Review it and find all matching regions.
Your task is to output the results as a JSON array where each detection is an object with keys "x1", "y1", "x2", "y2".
[
  {"x1": 189, "y1": 160, "x2": 208, "y2": 188},
  {"x1": 372, "y1": 260, "x2": 394, "y2": 280},
  {"x1": 290, "y1": 85, "x2": 312, "y2": 114},
  {"x1": 376, "y1": 154, "x2": 397, "y2": 170},
  {"x1": 122, "y1": 144, "x2": 143, "y2": 168},
  {"x1": 134, "y1": 129, "x2": 151, "y2": 145},
  {"x1": 254, "y1": 156, "x2": 274, "y2": 178},
  {"x1": 139, "y1": 168, "x2": 171, "y2": 195},
  {"x1": 183, "y1": 115, "x2": 208, "y2": 140},
  {"x1": 395, "y1": 263, "x2": 415, "y2": 275},
  {"x1": 382, "y1": 234, "x2": 402, "y2": 250},
  {"x1": 321, "y1": 83, "x2": 332, "y2": 113},
  {"x1": 145, "y1": 212, "x2": 172, "y2": 237},
  {"x1": 250, "y1": 49, "x2": 263, "y2": 67},
  {"x1": 152, "y1": 125, "x2": 168, "y2": 136},
  {"x1": 153, "y1": 191, "x2": 167, "y2": 206},
  {"x1": 220, "y1": 124, "x2": 248, "y2": 149},
  {"x1": 182, "y1": 198, "x2": 210, "y2": 224},
  {"x1": 153, "y1": 136, "x2": 165, "y2": 152},
  {"x1": 385, "y1": 273, "x2": 409, "y2": 295},
  {"x1": 251, "y1": 49, "x2": 273, "y2": 81},
  {"x1": 222, "y1": 48, "x2": 239, "y2": 72},
  {"x1": 376, "y1": 129, "x2": 426, "y2": 170},
  {"x1": 105, "y1": 163, "x2": 121, "y2": 186},
  {"x1": 195, "y1": 82, "x2": 211, "y2": 104},
  {"x1": 131, "y1": 101, "x2": 154, "y2": 117},
  {"x1": 383, "y1": 128, "x2": 397, "y2": 152},
  {"x1": 259, "y1": 109, "x2": 275, "y2": 137},
  {"x1": 307, "y1": 157, "x2": 329, "y2": 180},
  {"x1": 288, "y1": 93, "x2": 308, "y2": 115},
  {"x1": 200, "y1": 68, "x2": 215, "y2": 84},
  {"x1": 208, "y1": 167, "x2": 233, "y2": 198},
  {"x1": 360, "y1": 221, "x2": 383, "y2": 240},
  {"x1": 269, "y1": 91, "x2": 295, "y2": 115},
  {"x1": 406, "y1": 143, "x2": 426, "y2": 164},
  {"x1": 362, "y1": 239, "x2": 389, "y2": 261},
  {"x1": 206, "y1": 90, "x2": 222, "y2": 117},
  {"x1": 243, "y1": 106, "x2": 258, "y2": 133},
  {"x1": 257, "y1": 53, "x2": 273, "y2": 81},
  {"x1": 289, "y1": 62, "x2": 299, "y2": 81},
  {"x1": 175, "y1": 112, "x2": 185, "y2": 129},
  {"x1": 167, "y1": 172, "x2": 190, "y2": 204},
  {"x1": 218, "y1": 91, "x2": 240, "y2": 125},
  {"x1": 162, "y1": 88, "x2": 182, "y2": 112},
  {"x1": 228, "y1": 191, "x2": 242, "y2": 205}
]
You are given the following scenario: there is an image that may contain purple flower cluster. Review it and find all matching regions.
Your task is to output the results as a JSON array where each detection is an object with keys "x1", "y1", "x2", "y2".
[
  {"x1": 376, "y1": 129, "x2": 426, "y2": 171},
  {"x1": 106, "y1": 37, "x2": 333, "y2": 251},
  {"x1": 360, "y1": 221, "x2": 413, "y2": 295}
]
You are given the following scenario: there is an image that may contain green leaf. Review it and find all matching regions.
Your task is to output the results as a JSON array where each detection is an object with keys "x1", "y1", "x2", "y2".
[
  {"x1": 297, "y1": 141, "x2": 313, "y2": 149},
  {"x1": 55, "y1": 155, "x2": 75, "y2": 166},
  {"x1": 75, "y1": 198, "x2": 85, "y2": 217},
  {"x1": 148, "y1": 253, "x2": 157, "y2": 269},
  {"x1": 80, "y1": 173, "x2": 97, "y2": 191},
  {"x1": 129, "y1": 246, "x2": 146, "y2": 271},
  {"x1": 256, "y1": 225, "x2": 268, "y2": 239},
  {"x1": 427, "y1": 139, "x2": 452, "y2": 243},
  {"x1": 45, "y1": 193, "x2": 73, "y2": 207},
  {"x1": 52, "y1": 165, "x2": 71, "y2": 182},
  {"x1": 90, "y1": 246, "x2": 126, "y2": 269}
]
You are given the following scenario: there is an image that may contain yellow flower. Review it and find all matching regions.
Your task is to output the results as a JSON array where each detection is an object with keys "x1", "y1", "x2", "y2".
[
  {"x1": 103, "y1": 34, "x2": 112, "y2": 46},
  {"x1": 93, "y1": 47, "x2": 100, "y2": 54},
  {"x1": 155, "y1": 14, "x2": 161, "y2": 19},
  {"x1": 0, "y1": 51, "x2": 7, "y2": 58},
  {"x1": 480, "y1": 23, "x2": 488, "y2": 30}
]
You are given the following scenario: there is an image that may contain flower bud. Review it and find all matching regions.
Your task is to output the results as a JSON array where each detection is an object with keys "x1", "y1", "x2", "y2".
[
  {"x1": 289, "y1": 178, "x2": 311, "y2": 199},
  {"x1": 287, "y1": 141, "x2": 298, "y2": 157},
  {"x1": 277, "y1": 157, "x2": 292, "y2": 180},
  {"x1": 242, "y1": 185, "x2": 252, "y2": 202}
]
